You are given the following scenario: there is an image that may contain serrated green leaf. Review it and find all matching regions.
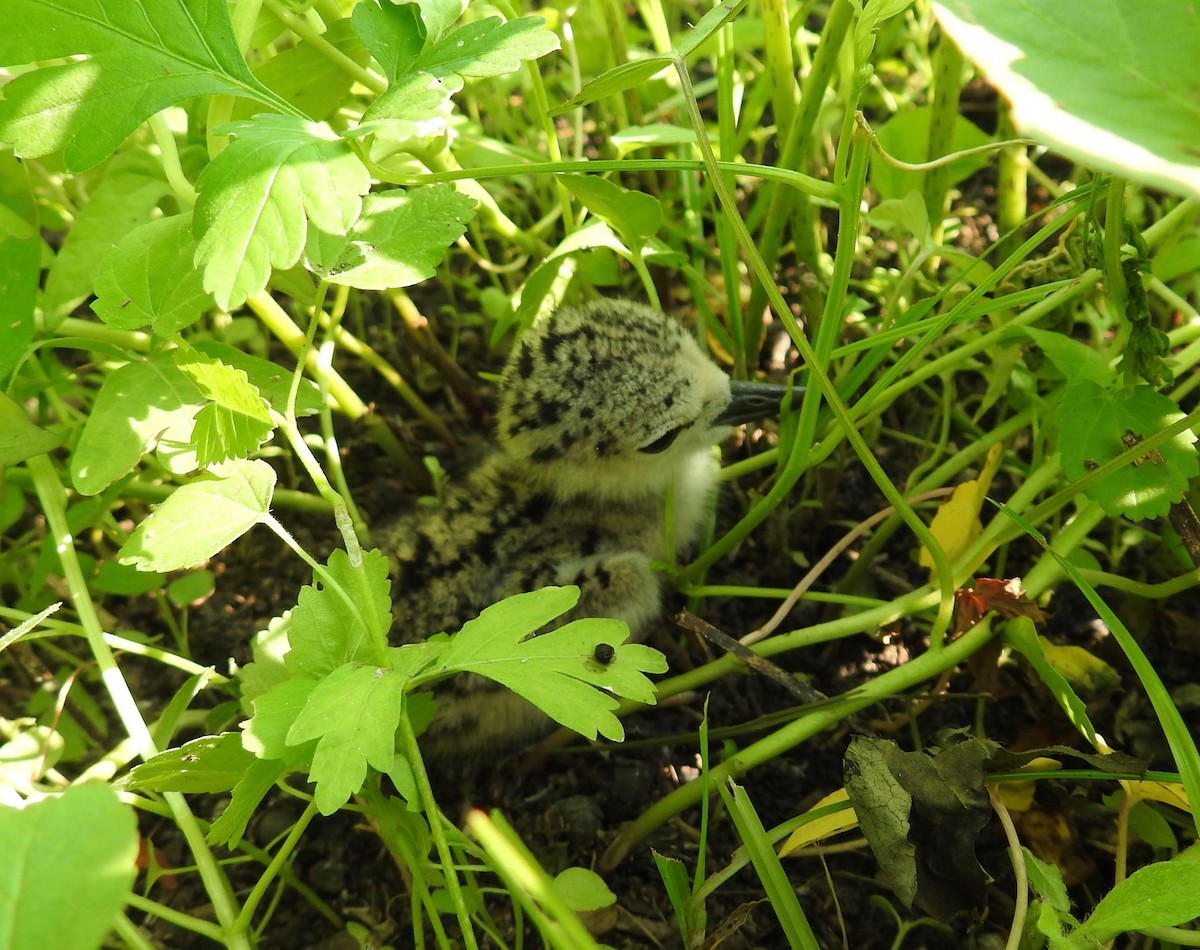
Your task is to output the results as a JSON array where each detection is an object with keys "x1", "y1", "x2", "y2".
[
  {"x1": 306, "y1": 186, "x2": 475, "y2": 289},
  {"x1": 288, "y1": 662, "x2": 407, "y2": 814},
  {"x1": 118, "y1": 459, "x2": 276, "y2": 572},
  {"x1": 173, "y1": 346, "x2": 273, "y2": 466},
  {"x1": 934, "y1": 0, "x2": 1200, "y2": 201},
  {"x1": 413, "y1": 15, "x2": 560, "y2": 80},
  {"x1": 120, "y1": 733, "x2": 256, "y2": 793},
  {"x1": 562, "y1": 175, "x2": 663, "y2": 246},
  {"x1": 244, "y1": 675, "x2": 319, "y2": 762},
  {"x1": 193, "y1": 340, "x2": 323, "y2": 418},
  {"x1": 0, "y1": 392, "x2": 64, "y2": 464},
  {"x1": 1056, "y1": 381, "x2": 1198, "y2": 519},
  {"x1": 1076, "y1": 854, "x2": 1200, "y2": 938},
  {"x1": 0, "y1": 783, "x2": 137, "y2": 950},
  {"x1": 91, "y1": 216, "x2": 213, "y2": 335},
  {"x1": 355, "y1": 72, "x2": 453, "y2": 146},
  {"x1": 435, "y1": 587, "x2": 665, "y2": 741},
  {"x1": 285, "y1": 548, "x2": 392, "y2": 677},
  {"x1": 70, "y1": 352, "x2": 206, "y2": 495},
  {"x1": 412, "y1": 0, "x2": 468, "y2": 46},
  {"x1": 0, "y1": 0, "x2": 293, "y2": 171},
  {"x1": 193, "y1": 115, "x2": 371, "y2": 309},
  {"x1": 352, "y1": 0, "x2": 426, "y2": 81},
  {"x1": 42, "y1": 159, "x2": 172, "y2": 325},
  {"x1": 1022, "y1": 327, "x2": 1112, "y2": 385}
]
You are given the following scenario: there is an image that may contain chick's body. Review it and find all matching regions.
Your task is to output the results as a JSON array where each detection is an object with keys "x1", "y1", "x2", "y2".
[{"x1": 385, "y1": 300, "x2": 780, "y2": 749}]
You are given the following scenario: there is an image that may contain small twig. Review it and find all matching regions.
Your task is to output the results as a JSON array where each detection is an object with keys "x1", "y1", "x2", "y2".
[
  {"x1": 741, "y1": 488, "x2": 955, "y2": 646},
  {"x1": 987, "y1": 784, "x2": 1028, "y2": 950},
  {"x1": 677, "y1": 611, "x2": 826, "y2": 704}
]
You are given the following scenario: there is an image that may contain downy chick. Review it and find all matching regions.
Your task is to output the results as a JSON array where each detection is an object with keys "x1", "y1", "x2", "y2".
[{"x1": 386, "y1": 300, "x2": 787, "y2": 751}]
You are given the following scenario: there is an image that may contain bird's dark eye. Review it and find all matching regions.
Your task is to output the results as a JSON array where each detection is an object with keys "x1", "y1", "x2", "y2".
[{"x1": 639, "y1": 426, "x2": 683, "y2": 454}]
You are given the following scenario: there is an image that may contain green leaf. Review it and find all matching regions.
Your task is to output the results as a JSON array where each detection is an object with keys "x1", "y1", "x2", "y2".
[
  {"x1": 550, "y1": 57, "x2": 674, "y2": 117},
  {"x1": 306, "y1": 186, "x2": 475, "y2": 289},
  {"x1": 193, "y1": 115, "x2": 371, "y2": 309},
  {"x1": 173, "y1": 346, "x2": 273, "y2": 466},
  {"x1": 244, "y1": 676, "x2": 319, "y2": 762},
  {"x1": 167, "y1": 569, "x2": 216, "y2": 606},
  {"x1": 193, "y1": 340, "x2": 323, "y2": 418},
  {"x1": 1021, "y1": 847, "x2": 1071, "y2": 915},
  {"x1": 207, "y1": 757, "x2": 288, "y2": 846},
  {"x1": 355, "y1": 73, "x2": 454, "y2": 146},
  {"x1": 120, "y1": 733, "x2": 257, "y2": 793},
  {"x1": 352, "y1": 0, "x2": 426, "y2": 81},
  {"x1": 91, "y1": 215, "x2": 214, "y2": 335},
  {"x1": 0, "y1": 392, "x2": 64, "y2": 464},
  {"x1": 0, "y1": 783, "x2": 138, "y2": 950},
  {"x1": 1076, "y1": 852, "x2": 1200, "y2": 939},
  {"x1": 70, "y1": 352, "x2": 206, "y2": 495},
  {"x1": 285, "y1": 548, "x2": 393, "y2": 677},
  {"x1": 42, "y1": 158, "x2": 172, "y2": 325},
  {"x1": 288, "y1": 662, "x2": 408, "y2": 814},
  {"x1": 118, "y1": 459, "x2": 276, "y2": 572},
  {"x1": 553, "y1": 867, "x2": 616, "y2": 912},
  {"x1": 413, "y1": 15, "x2": 560, "y2": 81},
  {"x1": 1056, "y1": 381, "x2": 1198, "y2": 519},
  {"x1": 562, "y1": 175, "x2": 663, "y2": 247},
  {"x1": 672, "y1": 0, "x2": 746, "y2": 59},
  {"x1": 0, "y1": 0, "x2": 293, "y2": 171},
  {"x1": 1021, "y1": 327, "x2": 1112, "y2": 386},
  {"x1": 436, "y1": 587, "x2": 667, "y2": 741},
  {"x1": 933, "y1": 0, "x2": 1200, "y2": 201}
]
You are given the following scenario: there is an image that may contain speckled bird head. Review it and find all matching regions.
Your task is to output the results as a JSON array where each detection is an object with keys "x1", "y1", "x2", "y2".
[{"x1": 497, "y1": 300, "x2": 773, "y2": 500}]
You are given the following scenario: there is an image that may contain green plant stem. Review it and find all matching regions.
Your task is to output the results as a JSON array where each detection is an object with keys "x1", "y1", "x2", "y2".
[
  {"x1": 262, "y1": 0, "x2": 386, "y2": 94},
  {"x1": 26, "y1": 453, "x2": 250, "y2": 950},
  {"x1": 123, "y1": 895, "x2": 225, "y2": 944},
  {"x1": 993, "y1": 111, "x2": 1028, "y2": 264},
  {"x1": 236, "y1": 799, "x2": 320, "y2": 930},
  {"x1": 761, "y1": 0, "x2": 796, "y2": 144},
  {"x1": 922, "y1": 32, "x2": 964, "y2": 243},
  {"x1": 1102, "y1": 176, "x2": 1129, "y2": 327},
  {"x1": 599, "y1": 619, "x2": 997, "y2": 871},
  {"x1": 392, "y1": 157, "x2": 839, "y2": 202},
  {"x1": 148, "y1": 113, "x2": 197, "y2": 207},
  {"x1": 593, "y1": 0, "x2": 636, "y2": 128},
  {"x1": 394, "y1": 717, "x2": 480, "y2": 950},
  {"x1": 1142, "y1": 197, "x2": 1200, "y2": 250},
  {"x1": 746, "y1": 0, "x2": 857, "y2": 325}
]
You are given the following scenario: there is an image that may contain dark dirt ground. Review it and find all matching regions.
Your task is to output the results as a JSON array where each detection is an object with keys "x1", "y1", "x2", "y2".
[{"x1": 95, "y1": 291, "x2": 1200, "y2": 950}]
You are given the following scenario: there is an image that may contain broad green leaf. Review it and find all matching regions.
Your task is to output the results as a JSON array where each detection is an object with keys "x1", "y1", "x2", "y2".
[
  {"x1": 0, "y1": 783, "x2": 137, "y2": 950},
  {"x1": 244, "y1": 676, "x2": 319, "y2": 761},
  {"x1": 287, "y1": 662, "x2": 407, "y2": 814},
  {"x1": 1056, "y1": 381, "x2": 1198, "y2": 520},
  {"x1": 933, "y1": 0, "x2": 1200, "y2": 200},
  {"x1": 70, "y1": 352, "x2": 206, "y2": 495},
  {"x1": 1022, "y1": 848, "x2": 1071, "y2": 915},
  {"x1": 611, "y1": 124, "x2": 696, "y2": 156},
  {"x1": 352, "y1": 1, "x2": 426, "y2": 81},
  {"x1": 0, "y1": 392, "x2": 64, "y2": 464},
  {"x1": 91, "y1": 215, "x2": 214, "y2": 335},
  {"x1": 412, "y1": 0, "x2": 469, "y2": 46},
  {"x1": 173, "y1": 346, "x2": 273, "y2": 466},
  {"x1": 562, "y1": 175, "x2": 663, "y2": 246},
  {"x1": 285, "y1": 548, "x2": 393, "y2": 677},
  {"x1": 193, "y1": 115, "x2": 371, "y2": 310},
  {"x1": 306, "y1": 186, "x2": 475, "y2": 289},
  {"x1": 42, "y1": 158, "x2": 172, "y2": 325},
  {"x1": 1076, "y1": 853, "x2": 1200, "y2": 939},
  {"x1": 413, "y1": 16, "x2": 561, "y2": 81},
  {"x1": 0, "y1": 0, "x2": 293, "y2": 171},
  {"x1": 118, "y1": 459, "x2": 276, "y2": 572},
  {"x1": 120, "y1": 733, "x2": 256, "y2": 793},
  {"x1": 436, "y1": 587, "x2": 666, "y2": 741},
  {"x1": 0, "y1": 152, "x2": 38, "y2": 385},
  {"x1": 1021, "y1": 327, "x2": 1112, "y2": 386}
]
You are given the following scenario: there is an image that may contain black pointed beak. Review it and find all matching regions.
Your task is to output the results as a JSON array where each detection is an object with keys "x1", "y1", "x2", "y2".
[{"x1": 715, "y1": 380, "x2": 798, "y2": 427}]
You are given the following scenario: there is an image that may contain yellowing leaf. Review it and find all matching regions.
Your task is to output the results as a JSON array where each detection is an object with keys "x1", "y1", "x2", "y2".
[
  {"x1": 1121, "y1": 779, "x2": 1191, "y2": 813},
  {"x1": 920, "y1": 442, "x2": 1004, "y2": 571},
  {"x1": 778, "y1": 788, "x2": 858, "y2": 856},
  {"x1": 1040, "y1": 639, "x2": 1120, "y2": 696}
]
